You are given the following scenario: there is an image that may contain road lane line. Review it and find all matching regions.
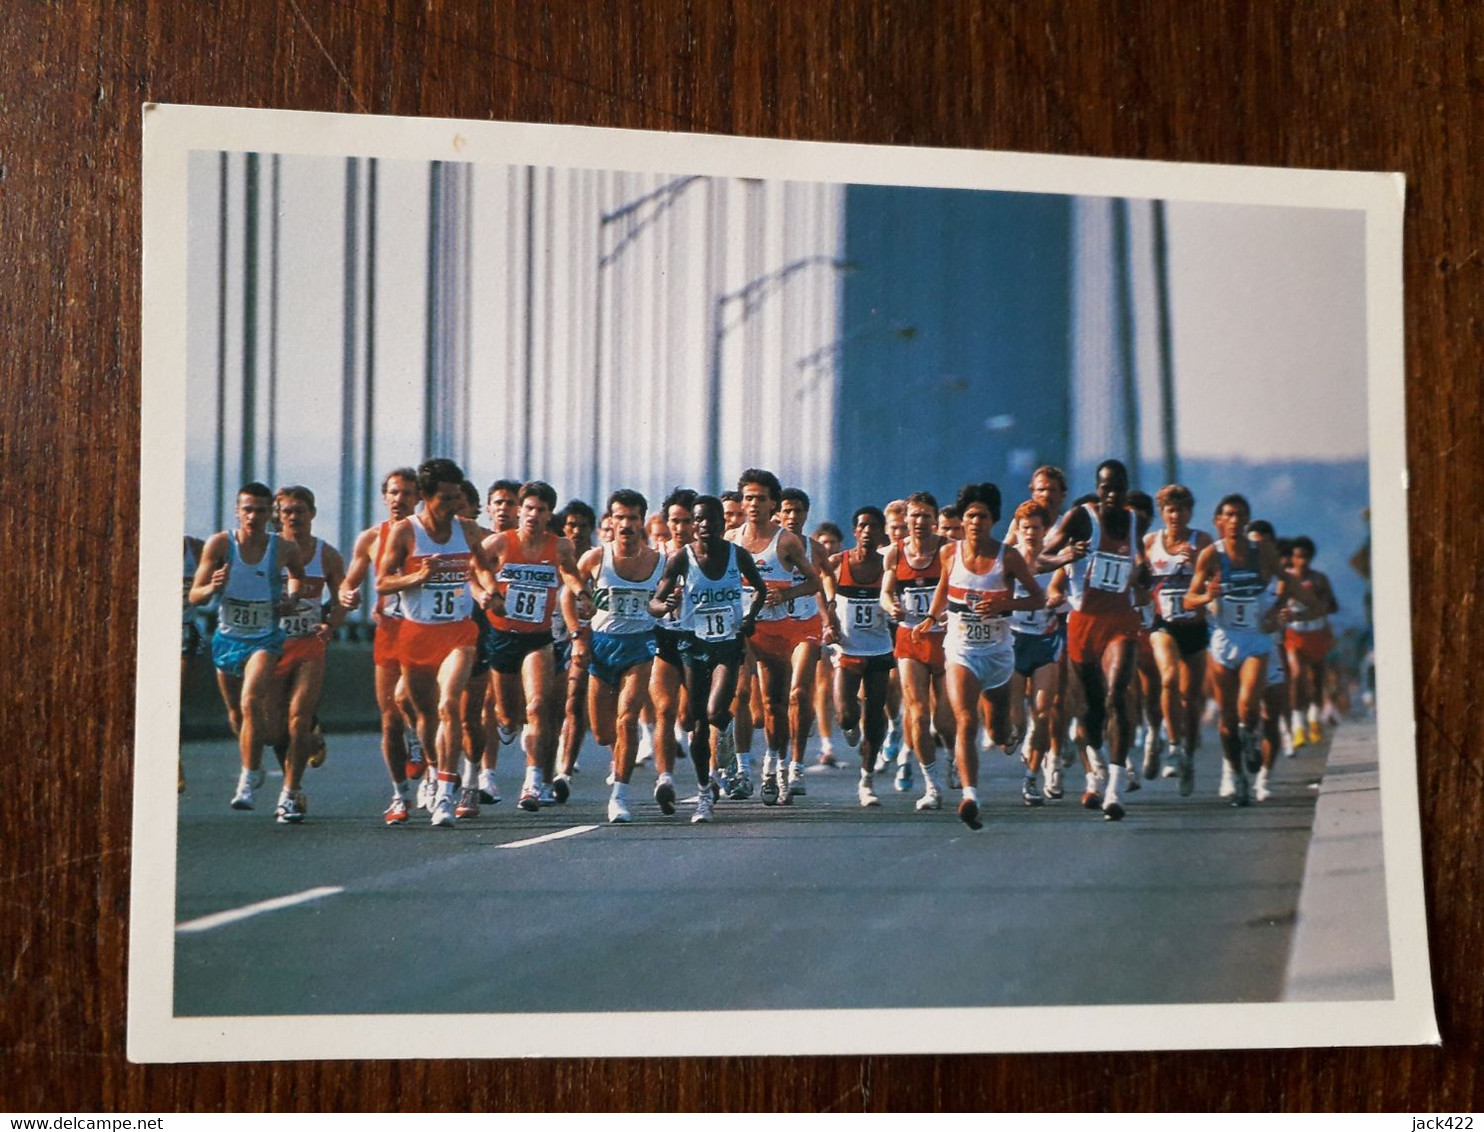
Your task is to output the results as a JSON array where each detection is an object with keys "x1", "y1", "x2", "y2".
[
  {"x1": 498, "y1": 825, "x2": 601, "y2": 849},
  {"x1": 176, "y1": 886, "x2": 345, "y2": 933}
]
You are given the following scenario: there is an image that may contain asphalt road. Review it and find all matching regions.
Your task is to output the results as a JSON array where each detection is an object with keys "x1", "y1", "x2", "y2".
[{"x1": 173, "y1": 719, "x2": 1366, "y2": 1016}]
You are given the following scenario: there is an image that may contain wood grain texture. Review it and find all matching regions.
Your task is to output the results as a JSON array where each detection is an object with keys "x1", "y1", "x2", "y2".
[{"x1": 1, "y1": 0, "x2": 1479, "y2": 1112}]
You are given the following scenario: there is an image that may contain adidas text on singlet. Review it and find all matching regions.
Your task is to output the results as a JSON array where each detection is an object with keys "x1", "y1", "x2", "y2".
[{"x1": 681, "y1": 544, "x2": 745, "y2": 642}]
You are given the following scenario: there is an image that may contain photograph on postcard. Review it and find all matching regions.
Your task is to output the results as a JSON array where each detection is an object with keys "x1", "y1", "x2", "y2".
[{"x1": 134, "y1": 106, "x2": 1433, "y2": 1059}]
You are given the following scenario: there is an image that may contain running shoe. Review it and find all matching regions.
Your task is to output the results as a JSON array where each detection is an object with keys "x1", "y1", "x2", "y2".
[
  {"x1": 915, "y1": 784, "x2": 943, "y2": 811},
  {"x1": 404, "y1": 736, "x2": 426, "y2": 781},
  {"x1": 957, "y1": 797, "x2": 983, "y2": 830},
  {"x1": 497, "y1": 723, "x2": 520, "y2": 746},
  {"x1": 1125, "y1": 763, "x2": 1142, "y2": 792},
  {"x1": 478, "y1": 768, "x2": 501, "y2": 805},
  {"x1": 431, "y1": 793, "x2": 456, "y2": 827},
  {"x1": 760, "y1": 772, "x2": 780, "y2": 806},
  {"x1": 882, "y1": 728, "x2": 903, "y2": 763},
  {"x1": 894, "y1": 763, "x2": 913, "y2": 792},
  {"x1": 1281, "y1": 728, "x2": 1296, "y2": 758},
  {"x1": 727, "y1": 768, "x2": 753, "y2": 801},
  {"x1": 1102, "y1": 798, "x2": 1125, "y2": 822},
  {"x1": 416, "y1": 774, "x2": 435, "y2": 812},
  {"x1": 294, "y1": 789, "x2": 309, "y2": 816},
  {"x1": 1080, "y1": 776, "x2": 1104, "y2": 810},
  {"x1": 538, "y1": 782, "x2": 557, "y2": 807},
  {"x1": 248, "y1": 768, "x2": 266, "y2": 790},
  {"x1": 948, "y1": 760, "x2": 961, "y2": 790},
  {"x1": 788, "y1": 764, "x2": 806, "y2": 796},
  {"x1": 1141, "y1": 729, "x2": 1163, "y2": 780},
  {"x1": 654, "y1": 779, "x2": 677, "y2": 816},
  {"x1": 1292, "y1": 725, "x2": 1309, "y2": 750},
  {"x1": 518, "y1": 784, "x2": 541, "y2": 813},
  {"x1": 275, "y1": 791, "x2": 305, "y2": 824},
  {"x1": 1254, "y1": 767, "x2": 1272, "y2": 803},
  {"x1": 1045, "y1": 762, "x2": 1064, "y2": 800},
  {"x1": 455, "y1": 787, "x2": 480, "y2": 820},
  {"x1": 607, "y1": 796, "x2": 633, "y2": 823},
  {"x1": 230, "y1": 771, "x2": 255, "y2": 811},
  {"x1": 1005, "y1": 725, "x2": 1025, "y2": 759},
  {"x1": 778, "y1": 771, "x2": 794, "y2": 805},
  {"x1": 816, "y1": 751, "x2": 839, "y2": 768},
  {"x1": 1176, "y1": 744, "x2": 1195, "y2": 797},
  {"x1": 1241, "y1": 729, "x2": 1263, "y2": 775},
  {"x1": 1021, "y1": 775, "x2": 1044, "y2": 807},
  {"x1": 858, "y1": 777, "x2": 881, "y2": 808},
  {"x1": 843, "y1": 725, "x2": 862, "y2": 749},
  {"x1": 384, "y1": 795, "x2": 410, "y2": 825},
  {"x1": 1307, "y1": 721, "x2": 1324, "y2": 746},
  {"x1": 691, "y1": 788, "x2": 715, "y2": 824},
  {"x1": 552, "y1": 774, "x2": 571, "y2": 804},
  {"x1": 715, "y1": 764, "x2": 732, "y2": 798},
  {"x1": 308, "y1": 719, "x2": 328, "y2": 768},
  {"x1": 1219, "y1": 762, "x2": 1236, "y2": 799}
]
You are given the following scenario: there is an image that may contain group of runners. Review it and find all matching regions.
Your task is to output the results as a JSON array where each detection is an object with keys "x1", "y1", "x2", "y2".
[{"x1": 183, "y1": 457, "x2": 1344, "y2": 830}]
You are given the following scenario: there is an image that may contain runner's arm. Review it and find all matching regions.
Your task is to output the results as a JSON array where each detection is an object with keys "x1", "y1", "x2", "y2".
[
  {"x1": 911, "y1": 544, "x2": 954, "y2": 639},
  {"x1": 320, "y1": 545, "x2": 348, "y2": 635},
  {"x1": 736, "y1": 548, "x2": 769, "y2": 629},
  {"x1": 998, "y1": 546, "x2": 1044, "y2": 614},
  {"x1": 1037, "y1": 509, "x2": 1091, "y2": 571},
  {"x1": 338, "y1": 527, "x2": 376, "y2": 610},
  {"x1": 878, "y1": 544, "x2": 904, "y2": 620},
  {"x1": 189, "y1": 532, "x2": 229, "y2": 606},
  {"x1": 648, "y1": 552, "x2": 687, "y2": 619},
  {"x1": 375, "y1": 523, "x2": 428, "y2": 594},
  {"x1": 1183, "y1": 545, "x2": 1219, "y2": 610}
]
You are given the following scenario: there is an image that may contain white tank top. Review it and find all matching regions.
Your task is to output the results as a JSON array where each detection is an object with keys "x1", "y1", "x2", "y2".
[
  {"x1": 1147, "y1": 527, "x2": 1204, "y2": 623},
  {"x1": 400, "y1": 518, "x2": 474, "y2": 625},
  {"x1": 739, "y1": 527, "x2": 794, "y2": 622},
  {"x1": 832, "y1": 554, "x2": 893, "y2": 657},
  {"x1": 279, "y1": 538, "x2": 328, "y2": 639},
  {"x1": 946, "y1": 541, "x2": 1012, "y2": 651},
  {"x1": 1010, "y1": 567, "x2": 1061, "y2": 636},
  {"x1": 1286, "y1": 572, "x2": 1330, "y2": 633},
  {"x1": 1067, "y1": 504, "x2": 1137, "y2": 613},
  {"x1": 590, "y1": 546, "x2": 665, "y2": 636},
  {"x1": 217, "y1": 532, "x2": 281, "y2": 639},
  {"x1": 681, "y1": 544, "x2": 745, "y2": 642}
]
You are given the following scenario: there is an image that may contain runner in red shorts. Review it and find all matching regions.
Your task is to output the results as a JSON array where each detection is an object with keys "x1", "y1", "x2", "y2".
[{"x1": 1283, "y1": 535, "x2": 1339, "y2": 747}]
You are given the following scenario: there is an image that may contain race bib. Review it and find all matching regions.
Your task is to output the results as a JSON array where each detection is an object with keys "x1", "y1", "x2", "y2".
[
  {"x1": 846, "y1": 596, "x2": 880, "y2": 631},
  {"x1": 695, "y1": 606, "x2": 735, "y2": 641},
  {"x1": 1087, "y1": 551, "x2": 1132, "y2": 594},
  {"x1": 1013, "y1": 605, "x2": 1051, "y2": 633},
  {"x1": 608, "y1": 587, "x2": 651, "y2": 620},
  {"x1": 1223, "y1": 595, "x2": 1258, "y2": 630},
  {"x1": 505, "y1": 584, "x2": 548, "y2": 624},
  {"x1": 1289, "y1": 615, "x2": 1327, "y2": 633},
  {"x1": 280, "y1": 600, "x2": 322, "y2": 637},
  {"x1": 1158, "y1": 587, "x2": 1191, "y2": 621},
  {"x1": 221, "y1": 599, "x2": 273, "y2": 632},
  {"x1": 900, "y1": 585, "x2": 934, "y2": 621},
  {"x1": 958, "y1": 615, "x2": 1009, "y2": 647},
  {"x1": 427, "y1": 585, "x2": 464, "y2": 622}
]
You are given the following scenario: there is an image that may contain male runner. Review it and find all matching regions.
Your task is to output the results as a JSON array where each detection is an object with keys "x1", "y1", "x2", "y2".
[
  {"x1": 649, "y1": 495, "x2": 767, "y2": 823},
  {"x1": 554, "y1": 499, "x2": 597, "y2": 783},
  {"x1": 822, "y1": 506, "x2": 897, "y2": 806},
  {"x1": 936, "y1": 506, "x2": 964, "y2": 541},
  {"x1": 1248, "y1": 522, "x2": 1294, "y2": 800},
  {"x1": 810, "y1": 520, "x2": 845, "y2": 766},
  {"x1": 914, "y1": 483, "x2": 1044, "y2": 829},
  {"x1": 1006, "y1": 501, "x2": 1066, "y2": 806},
  {"x1": 453, "y1": 480, "x2": 494, "y2": 820},
  {"x1": 649, "y1": 488, "x2": 698, "y2": 803},
  {"x1": 181, "y1": 534, "x2": 208, "y2": 792},
  {"x1": 729, "y1": 468, "x2": 831, "y2": 805},
  {"x1": 1284, "y1": 536, "x2": 1340, "y2": 747},
  {"x1": 475, "y1": 478, "x2": 523, "y2": 800},
  {"x1": 1144, "y1": 483, "x2": 1212, "y2": 795},
  {"x1": 377, "y1": 458, "x2": 500, "y2": 827},
  {"x1": 480, "y1": 481, "x2": 590, "y2": 812},
  {"x1": 880, "y1": 491, "x2": 954, "y2": 811},
  {"x1": 1037, "y1": 460, "x2": 1149, "y2": 821},
  {"x1": 189, "y1": 482, "x2": 307, "y2": 815},
  {"x1": 569, "y1": 490, "x2": 667, "y2": 822},
  {"x1": 878, "y1": 499, "x2": 909, "y2": 780},
  {"x1": 339, "y1": 467, "x2": 422, "y2": 823},
  {"x1": 776, "y1": 486, "x2": 835, "y2": 796},
  {"x1": 266, "y1": 485, "x2": 345, "y2": 823}
]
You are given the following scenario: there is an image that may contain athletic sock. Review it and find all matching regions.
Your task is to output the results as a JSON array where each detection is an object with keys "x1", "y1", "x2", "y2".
[
  {"x1": 961, "y1": 785, "x2": 979, "y2": 804},
  {"x1": 612, "y1": 781, "x2": 628, "y2": 802},
  {"x1": 1105, "y1": 764, "x2": 1125, "y2": 805},
  {"x1": 460, "y1": 756, "x2": 477, "y2": 789}
]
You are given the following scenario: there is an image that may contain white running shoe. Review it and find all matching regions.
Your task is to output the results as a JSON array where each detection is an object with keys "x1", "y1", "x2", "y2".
[
  {"x1": 607, "y1": 795, "x2": 633, "y2": 823},
  {"x1": 230, "y1": 770, "x2": 255, "y2": 810},
  {"x1": 691, "y1": 788, "x2": 715, "y2": 824},
  {"x1": 1219, "y1": 762, "x2": 1236, "y2": 799},
  {"x1": 478, "y1": 768, "x2": 501, "y2": 805},
  {"x1": 455, "y1": 787, "x2": 480, "y2": 820},
  {"x1": 430, "y1": 794, "x2": 456, "y2": 827},
  {"x1": 1142, "y1": 729, "x2": 1164, "y2": 780},
  {"x1": 416, "y1": 774, "x2": 435, "y2": 812},
  {"x1": 1254, "y1": 767, "x2": 1272, "y2": 803},
  {"x1": 787, "y1": 763, "x2": 806, "y2": 797},
  {"x1": 275, "y1": 790, "x2": 304, "y2": 824},
  {"x1": 1044, "y1": 761, "x2": 1063, "y2": 800},
  {"x1": 894, "y1": 763, "x2": 913, "y2": 792},
  {"x1": 247, "y1": 767, "x2": 266, "y2": 790},
  {"x1": 915, "y1": 784, "x2": 942, "y2": 811},
  {"x1": 538, "y1": 782, "x2": 556, "y2": 807},
  {"x1": 858, "y1": 776, "x2": 881, "y2": 808},
  {"x1": 1125, "y1": 761, "x2": 1142, "y2": 792}
]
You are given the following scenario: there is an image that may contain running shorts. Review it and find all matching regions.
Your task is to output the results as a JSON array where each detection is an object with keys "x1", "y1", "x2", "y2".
[
  {"x1": 1012, "y1": 630, "x2": 1062, "y2": 678},
  {"x1": 590, "y1": 629, "x2": 659, "y2": 688},
  {"x1": 1208, "y1": 626, "x2": 1274, "y2": 671},
  {"x1": 1284, "y1": 626, "x2": 1334, "y2": 664},
  {"x1": 373, "y1": 617, "x2": 402, "y2": 670},
  {"x1": 1066, "y1": 608, "x2": 1142, "y2": 666},
  {"x1": 398, "y1": 620, "x2": 479, "y2": 671},
  {"x1": 653, "y1": 625, "x2": 686, "y2": 670},
  {"x1": 676, "y1": 632, "x2": 746, "y2": 672},
  {"x1": 273, "y1": 634, "x2": 327, "y2": 679},
  {"x1": 893, "y1": 624, "x2": 945, "y2": 672},
  {"x1": 833, "y1": 649, "x2": 895, "y2": 676},
  {"x1": 211, "y1": 628, "x2": 284, "y2": 678},
  {"x1": 480, "y1": 624, "x2": 553, "y2": 675},
  {"x1": 750, "y1": 618, "x2": 819, "y2": 665},
  {"x1": 944, "y1": 640, "x2": 1014, "y2": 691},
  {"x1": 1153, "y1": 618, "x2": 1210, "y2": 658}
]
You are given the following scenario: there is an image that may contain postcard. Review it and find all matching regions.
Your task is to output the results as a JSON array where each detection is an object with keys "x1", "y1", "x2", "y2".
[{"x1": 131, "y1": 103, "x2": 1435, "y2": 1061}]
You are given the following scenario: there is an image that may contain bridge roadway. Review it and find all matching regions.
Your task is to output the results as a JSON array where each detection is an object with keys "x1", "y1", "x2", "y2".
[{"x1": 172, "y1": 722, "x2": 1369, "y2": 1017}]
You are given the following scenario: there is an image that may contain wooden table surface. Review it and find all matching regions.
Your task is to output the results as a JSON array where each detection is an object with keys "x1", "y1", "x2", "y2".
[{"x1": 2, "y1": 1, "x2": 1479, "y2": 1113}]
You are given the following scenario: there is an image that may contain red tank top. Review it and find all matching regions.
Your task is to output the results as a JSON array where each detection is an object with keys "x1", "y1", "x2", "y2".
[
  {"x1": 894, "y1": 537, "x2": 943, "y2": 630},
  {"x1": 490, "y1": 533, "x2": 562, "y2": 634}
]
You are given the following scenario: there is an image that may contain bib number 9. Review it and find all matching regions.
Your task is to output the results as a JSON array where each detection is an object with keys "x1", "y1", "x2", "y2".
[{"x1": 1224, "y1": 596, "x2": 1257, "y2": 630}]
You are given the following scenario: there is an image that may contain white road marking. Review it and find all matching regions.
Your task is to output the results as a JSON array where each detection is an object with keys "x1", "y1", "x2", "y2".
[
  {"x1": 498, "y1": 825, "x2": 601, "y2": 849},
  {"x1": 176, "y1": 886, "x2": 345, "y2": 933}
]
